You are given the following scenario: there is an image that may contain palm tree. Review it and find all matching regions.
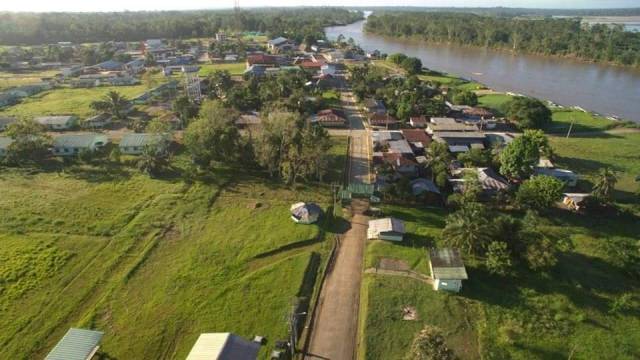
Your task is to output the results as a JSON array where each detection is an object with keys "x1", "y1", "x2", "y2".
[
  {"x1": 90, "y1": 91, "x2": 129, "y2": 120},
  {"x1": 442, "y1": 203, "x2": 494, "y2": 255},
  {"x1": 137, "y1": 144, "x2": 169, "y2": 177},
  {"x1": 592, "y1": 168, "x2": 618, "y2": 202}
]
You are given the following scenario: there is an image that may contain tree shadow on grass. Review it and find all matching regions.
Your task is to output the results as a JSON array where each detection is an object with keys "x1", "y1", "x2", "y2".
[{"x1": 553, "y1": 156, "x2": 625, "y2": 175}]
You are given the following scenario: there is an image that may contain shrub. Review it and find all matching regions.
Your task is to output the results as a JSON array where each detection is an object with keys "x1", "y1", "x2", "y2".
[{"x1": 516, "y1": 175, "x2": 565, "y2": 210}]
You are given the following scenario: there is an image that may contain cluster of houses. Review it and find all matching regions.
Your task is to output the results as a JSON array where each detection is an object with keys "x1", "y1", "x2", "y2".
[
  {"x1": 45, "y1": 327, "x2": 264, "y2": 360},
  {"x1": 0, "y1": 130, "x2": 167, "y2": 159}
]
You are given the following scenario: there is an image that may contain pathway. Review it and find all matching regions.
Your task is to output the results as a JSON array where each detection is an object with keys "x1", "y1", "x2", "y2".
[{"x1": 305, "y1": 91, "x2": 370, "y2": 360}]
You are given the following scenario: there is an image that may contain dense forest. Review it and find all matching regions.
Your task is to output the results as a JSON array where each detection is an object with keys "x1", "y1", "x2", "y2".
[
  {"x1": 365, "y1": 12, "x2": 640, "y2": 67},
  {"x1": 353, "y1": 7, "x2": 640, "y2": 17},
  {"x1": 0, "y1": 8, "x2": 363, "y2": 45}
]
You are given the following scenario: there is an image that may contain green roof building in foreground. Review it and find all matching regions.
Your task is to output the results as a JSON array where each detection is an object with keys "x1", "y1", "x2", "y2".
[
  {"x1": 119, "y1": 133, "x2": 166, "y2": 155},
  {"x1": 52, "y1": 133, "x2": 109, "y2": 156},
  {"x1": 46, "y1": 328, "x2": 104, "y2": 360}
]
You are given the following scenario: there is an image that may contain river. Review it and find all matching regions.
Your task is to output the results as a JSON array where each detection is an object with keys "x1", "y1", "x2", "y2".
[{"x1": 325, "y1": 19, "x2": 640, "y2": 122}]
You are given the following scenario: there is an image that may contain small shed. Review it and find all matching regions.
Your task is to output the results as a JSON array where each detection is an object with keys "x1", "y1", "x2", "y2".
[
  {"x1": 186, "y1": 333, "x2": 260, "y2": 360},
  {"x1": 367, "y1": 218, "x2": 405, "y2": 241},
  {"x1": 45, "y1": 328, "x2": 104, "y2": 360},
  {"x1": 290, "y1": 202, "x2": 322, "y2": 224},
  {"x1": 429, "y1": 248, "x2": 468, "y2": 292}
]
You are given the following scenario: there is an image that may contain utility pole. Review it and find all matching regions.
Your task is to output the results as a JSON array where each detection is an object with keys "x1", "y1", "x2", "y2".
[{"x1": 566, "y1": 116, "x2": 575, "y2": 138}]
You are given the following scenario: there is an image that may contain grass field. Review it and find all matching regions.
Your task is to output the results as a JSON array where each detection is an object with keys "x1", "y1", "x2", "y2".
[
  {"x1": 359, "y1": 203, "x2": 640, "y2": 360},
  {"x1": 549, "y1": 132, "x2": 640, "y2": 198},
  {"x1": 0, "y1": 70, "x2": 60, "y2": 91},
  {"x1": 0, "y1": 138, "x2": 347, "y2": 359},
  {"x1": 548, "y1": 109, "x2": 618, "y2": 134},
  {"x1": 0, "y1": 85, "x2": 147, "y2": 119},
  {"x1": 477, "y1": 93, "x2": 514, "y2": 116},
  {"x1": 199, "y1": 62, "x2": 246, "y2": 76}
]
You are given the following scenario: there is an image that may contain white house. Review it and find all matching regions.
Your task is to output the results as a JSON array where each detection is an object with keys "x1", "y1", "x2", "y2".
[
  {"x1": 185, "y1": 333, "x2": 261, "y2": 360},
  {"x1": 52, "y1": 134, "x2": 108, "y2": 156},
  {"x1": 35, "y1": 116, "x2": 78, "y2": 131},
  {"x1": 45, "y1": 328, "x2": 104, "y2": 360},
  {"x1": 367, "y1": 218, "x2": 405, "y2": 241},
  {"x1": 267, "y1": 37, "x2": 295, "y2": 53},
  {"x1": 125, "y1": 58, "x2": 145, "y2": 74},
  {"x1": 429, "y1": 248, "x2": 468, "y2": 292},
  {"x1": 119, "y1": 133, "x2": 165, "y2": 155}
]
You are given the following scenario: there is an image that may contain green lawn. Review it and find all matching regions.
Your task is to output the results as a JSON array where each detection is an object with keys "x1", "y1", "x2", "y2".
[
  {"x1": 549, "y1": 132, "x2": 640, "y2": 198},
  {"x1": 360, "y1": 204, "x2": 640, "y2": 360},
  {"x1": 0, "y1": 138, "x2": 347, "y2": 359},
  {"x1": 548, "y1": 109, "x2": 617, "y2": 134},
  {"x1": 0, "y1": 85, "x2": 147, "y2": 119},
  {"x1": 477, "y1": 93, "x2": 514, "y2": 116},
  {"x1": 199, "y1": 62, "x2": 246, "y2": 76}
]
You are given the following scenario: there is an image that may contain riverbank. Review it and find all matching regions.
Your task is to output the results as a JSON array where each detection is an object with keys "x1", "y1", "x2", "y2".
[{"x1": 326, "y1": 20, "x2": 640, "y2": 122}]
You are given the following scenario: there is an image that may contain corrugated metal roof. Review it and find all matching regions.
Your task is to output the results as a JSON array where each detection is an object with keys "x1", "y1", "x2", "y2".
[
  {"x1": 119, "y1": 133, "x2": 163, "y2": 148},
  {"x1": 45, "y1": 328, "x2": 103, "y2": 360},
  {"x1": 36, "y1": 116, "x2": 77, "y2": 125},
  {"x1": 430, "y1": 248, "x2": 468, "y2": 280},
  {"x1": 186, "y1": 333, "x2": 260, "y2": 360},
  {"x1": 368, "y1": 218, "x2": 405, "y2": 236},
  {"x1": 53, "y1": 134, "x2": 108, "y2": 148}
]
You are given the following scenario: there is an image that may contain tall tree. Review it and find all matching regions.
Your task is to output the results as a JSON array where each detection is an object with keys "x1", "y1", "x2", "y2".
[
  {"x1": 442, "y1": 202, "x2": 494, "y2": 255},
  {"x1": 505, "y1": 97, "x2": 552, "y2": 130},
  {"x1": 90, "y1": 91, "x2": 129, "y2": 120},
  {"x1": 4, "y1": 120, "x2": 51, "y2": 164}
]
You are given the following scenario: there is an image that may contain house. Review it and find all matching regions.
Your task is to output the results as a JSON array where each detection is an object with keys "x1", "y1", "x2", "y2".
[
  {"x1": 293, "y1": 57, "x2": 325, "y2": 70},
  {"x1": 0, "y1": 136, "x2": 13, "y2": 157},
  {"x1": 125, "y1": 58, "x2": 145, "y2": 74},
  {"x1": 312, "y1": 109, "x2": 347, "y2": 127},
  {"x1": 92, "y1": 60, "x2": 124, "y2": 72},
  {"x1": 387, "y1": 139, "x2": 414, "y2": 156},
  {"x1": 83, "y1": 113, "x2": 111, "y2": 129},
  {"x1": 267, "y1": 37, "x2": 295, "y2": 53},
  {"x1": 290, "y1": 202, "x2": 322, "y2": 224},
  {"x1": 372, "y1": 130, "x2": 404, "y2": 148},
  {"x1": 45, "y1": 328, "x2": 104, "y2": 360},
  {"x1": 224, "y1": 54, "x2": 238, "y2": 62},
  {"x1": 427, "y1": 118, "x2": 478, "y2": 135},
  {"x1": 36, "y1": 116, "x2": 78, "y2": 130},
  {"x1": 215, "y1": 32, "x2": 228, "y2": 42},
  {"x1": 563, "y1": 193, "x2": 591, "y2": 212},
  {"x1": 0, "y1": 117, "x2": 16, "y2": 131},
  {"x1": 380, "y1": 153, "x2": 418, "y2": 177},
  {"x1": 119, "y1": 133, "x2": 165, "y2": 155},
  {"x1": 450, "y1": 167, "x2": 510, "y2": 197},
  {"x1": 186, "y1": 333, "x2": 261, "y2": 360},
  {"x1": 462, "y1": 107, "x2": 494, "y2": 120},
  {"x1": 244, "y1": 65, "x2": 268, "y2": 77},
  {"x1": 401, "y1": 129, "x2": 431, "y2": 155},
  {"x1": 320, "y1": 63, "x2": 337, "y2": 76},
  {"x1": 363, "y1": 98, "x2": 386, "y2": 115},
  {"x1": 367, "y1": 218, "x2": 405, "y2": 241},
  {"x1": 324, "y1": 50, "x2": 345, "y2": 62},
  {"x1": 409, "y1": 115, "x2": 428, "y2": 128},
  {"x1": 235, "y1": 113, "x2": 262, "y2": 128},
  {"x1": 369, "y1": 114, "x2": 399, "y2": 129},
  {"x1": 432, "y1": 132, "x2": 486, "y2": 153},
  {"x1": 246, "y1": 54, "x2": 279, "y2": 67},
  {"x1": 411, "y1": 178, "x2": 440, "y2": 196},
  {"x1": 145, "y1": 39, "x2": 164, "y2": 50},
  {"x1": 61, "y1": 65, "x2": 83, "y2": 77},
  {"x1": 429, "y1": 248, "x2": 468, "y2": 292},
  {"x1": 534, "y1": 167, "x2": 578, "y2": 187},
  {"x1": 52, "y1": 134, "x2": 108, "y2": 156}
]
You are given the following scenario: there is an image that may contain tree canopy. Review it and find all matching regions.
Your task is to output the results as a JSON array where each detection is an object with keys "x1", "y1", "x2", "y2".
[{"x1": 505, "y1": 97, "x2": 552, "y2": 130}]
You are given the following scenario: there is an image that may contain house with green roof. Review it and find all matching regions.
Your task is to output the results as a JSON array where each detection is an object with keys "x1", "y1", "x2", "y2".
[
  {"x1": 45, "y1": 328, "x2": 104, "y2": 360},
  {"x1": 52, "y1": 133, "x2": 109, "y2": 156},
  {"x1": 36, "y1": 115, "x2": 78, "y2": 131},
  {"x1": 119, "y1": 133, "x2": 166, "y2": 155}
]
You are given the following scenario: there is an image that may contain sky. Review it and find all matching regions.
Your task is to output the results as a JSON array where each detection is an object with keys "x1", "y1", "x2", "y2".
[{"x1": 0, "y1": 0, "x2": 637, "y2": 12}]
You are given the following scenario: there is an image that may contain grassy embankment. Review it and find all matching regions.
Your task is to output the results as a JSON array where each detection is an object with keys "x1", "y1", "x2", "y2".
[
  {"x1": 0, "y1": 137, "x2": 348, "y2": 359},
  {"x1": 0, "y1": 85, "x2": 147, "y2": 119},
  {"x1": 199, "y1": 62, "x2": 247, "y2": 77},
  {"x1": 359, "y1": 204, "x2": 640, "y2": 360}
]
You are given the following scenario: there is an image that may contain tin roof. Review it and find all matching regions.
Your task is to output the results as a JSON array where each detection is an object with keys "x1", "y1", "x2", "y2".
[
  {"x1": 429, "y1": 248, "x2": 468, "y2": 280},
  {"x1": 186, "y1": 333, "x2": 260, "y2": 360},
  {"x1": 45, "y1": 328, "x2": 104, "y2": 360},
  {"x1": 53, "y1": 133, "x2": 108, "y2": 148},
  {"x1": 119, "y1": 133, "x2": 163, "y2": 148},
  {"x1": 35, "y1": 116, "x2": 77, "y2": 126}
]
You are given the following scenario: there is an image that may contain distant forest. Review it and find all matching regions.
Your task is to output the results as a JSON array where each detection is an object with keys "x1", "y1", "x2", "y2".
[
  {"x1": 354, "y1": 7, "x2": 640, "y2": 17},
  {"x1": 0, "y1": 8, "x2": 363, "y2": 45},
  {"x1": 365, "y1": 12, "x2": 640, "y2": 67}
]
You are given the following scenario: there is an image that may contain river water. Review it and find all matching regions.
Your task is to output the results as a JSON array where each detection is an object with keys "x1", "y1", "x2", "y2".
[{"x1": 325, "y1": 19, "x2": 640, "y2": 122}]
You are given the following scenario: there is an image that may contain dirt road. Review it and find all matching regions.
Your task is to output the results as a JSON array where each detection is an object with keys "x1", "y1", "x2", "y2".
[{"x1": 305, "y1": 92, "x2": 370, "y2": 360}]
